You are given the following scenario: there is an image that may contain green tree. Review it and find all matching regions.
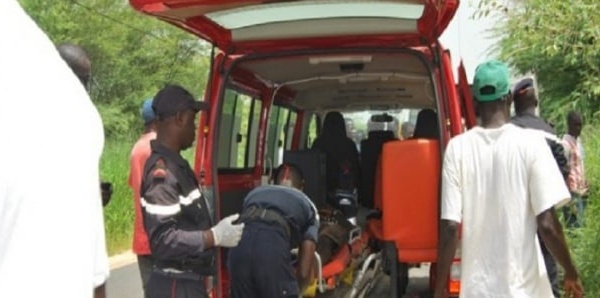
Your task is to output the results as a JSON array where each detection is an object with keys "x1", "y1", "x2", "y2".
[
  {"x1": 477, "y1": 0, "x2": 599, "y2": 130},
  {"x1": 19, "y1": 0, "x2": 211, "y2": 137}
]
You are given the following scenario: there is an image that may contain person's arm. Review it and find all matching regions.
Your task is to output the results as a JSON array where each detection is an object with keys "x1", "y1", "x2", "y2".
[
  {"x1": 143, "y1": 164, "x2": 243, "y2": 259},
  {"x1": 434, "y1": 220, "x2": 459, "y2": 298},
  {"x1": 93, "y1": 284, "x2": 106, "y2": 298},
  {"x1": 92, "y1": 173, "x2": 110, "y2": 296},
  {"x1": 537, "y1": 209, "x2": 583, "y2": 297},
  {"x1": 434, "y1": 140, "x2": 462, "y2": 298},
  {"x1": 529, "y1": 135, "x2": 583, "y2": 297},
  {"x1": 297, "y1": 195, "x2": 320, "y2": 292},
  {"x1": 100, "y1": 181, "x2": 112, "y2": 207},
  {"x1": 297, "y1": 240, "x2": 317, "y2": 292}
]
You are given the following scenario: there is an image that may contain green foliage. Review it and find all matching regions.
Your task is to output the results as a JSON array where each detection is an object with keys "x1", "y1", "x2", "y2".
[
  {"x1": 100, "y1": 137, "x2": 135, "y2": 255},
  {"x1": 19, "y1": 0, "x2": 210, "y2": 138},
  {"x1": 490, "y1": 0, "x2": 600, "y2": 129},
  {"x1": 473, "y1": 0, "x2": 512, "y2": 19}
]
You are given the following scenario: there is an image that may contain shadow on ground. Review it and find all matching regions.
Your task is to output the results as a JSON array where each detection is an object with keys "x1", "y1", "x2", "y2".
[{"x1": 316, "y1": 266, "x2": 432, "y2": 298}]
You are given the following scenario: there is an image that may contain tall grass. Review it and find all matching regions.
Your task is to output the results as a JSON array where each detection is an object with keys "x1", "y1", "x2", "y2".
[
  {"x1": 101, "y1": 136, "x2": 136, "y2": 255},
  {"x1": 101, "y1": 135, "x2": 195, "y2": 255}
]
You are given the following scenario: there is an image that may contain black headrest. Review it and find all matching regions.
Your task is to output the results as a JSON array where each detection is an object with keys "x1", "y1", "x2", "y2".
[
  {"x1": 413, "y1": 109, "x2": 439, "y2": 139},
  {"x1": 321, "y1": 111, "x2": 347, "y2": 138},
  {"x1": 368, "y1": 130, "x2": 395, "y2": 140}
]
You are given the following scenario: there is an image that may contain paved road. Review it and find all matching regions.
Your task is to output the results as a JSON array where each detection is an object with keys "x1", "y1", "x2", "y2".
[
  {"x1": 107, "y1": 263, "x2": 143, "y2": 298},
  {"x1": 107, "y1": 262, "x2": 431, "y2": 298}
]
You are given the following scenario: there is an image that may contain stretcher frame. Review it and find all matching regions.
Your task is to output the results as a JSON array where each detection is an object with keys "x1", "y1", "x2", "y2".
[{"x1": 292, "y1": 226, "x2": 384, "y2": 298}]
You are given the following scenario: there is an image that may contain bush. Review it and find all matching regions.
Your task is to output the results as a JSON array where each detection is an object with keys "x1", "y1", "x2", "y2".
[{"x1": 492, "y1": 0, "x2": 600, "y2": 131}]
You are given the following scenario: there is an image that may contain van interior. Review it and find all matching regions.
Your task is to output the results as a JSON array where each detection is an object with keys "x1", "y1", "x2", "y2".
[
  {"x1": 216, "y1": 49, "x2": 443, "y2": 213},
  {"x1": 212, "y1": 48, "x2": 448, "y2": 296}
]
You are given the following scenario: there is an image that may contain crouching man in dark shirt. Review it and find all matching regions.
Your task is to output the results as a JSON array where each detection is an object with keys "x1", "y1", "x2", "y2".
[{"x1": 228, "y1": 163, "x2": 319, "y2": 298}]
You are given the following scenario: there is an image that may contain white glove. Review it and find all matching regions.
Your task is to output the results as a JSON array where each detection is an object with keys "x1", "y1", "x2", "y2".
[{"x1": 211, "y1": 213, "x2": 244, "y2": 247}]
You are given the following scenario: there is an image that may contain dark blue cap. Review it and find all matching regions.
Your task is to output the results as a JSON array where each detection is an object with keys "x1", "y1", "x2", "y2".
[
  {"x1": 142, "y1": 98, "x2": 156, "y2": 124},
  {"x1": 513, "y1": 78, "x2": 534, "y2": 97},
  {"x1": 152, "y1": 84, "x2": 209, "y2": 119}
]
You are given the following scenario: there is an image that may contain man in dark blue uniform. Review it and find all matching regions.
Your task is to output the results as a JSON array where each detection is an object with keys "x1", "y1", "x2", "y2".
[
  {"x1": 141, "y1": 84, "x2": 245, "y2": 298},
  {"x1": 228, "y1": 163, "x2": 319, "y2": 298}
]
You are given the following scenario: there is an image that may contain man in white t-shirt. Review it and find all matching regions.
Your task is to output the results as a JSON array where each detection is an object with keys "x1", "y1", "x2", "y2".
[
  {"x1": 0, "y1": 1, "x2": 109, "y2": 297},
  {"x1": 433, "y1": 60, "x2": 583, "y2": 298}
]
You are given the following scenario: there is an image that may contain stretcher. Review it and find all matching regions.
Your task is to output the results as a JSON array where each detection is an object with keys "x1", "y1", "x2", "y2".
[
  {"x1": 293, "y1": 222, "x2": 384, "y2": 298},
  {"x1": 297, "y1": 138, "x2": 443, "y2": 297}
]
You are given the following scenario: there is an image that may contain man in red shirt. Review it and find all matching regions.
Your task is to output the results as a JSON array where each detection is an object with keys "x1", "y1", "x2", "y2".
[{"x1": 128, "y1": 98, "x2": 157, "y2": 293}]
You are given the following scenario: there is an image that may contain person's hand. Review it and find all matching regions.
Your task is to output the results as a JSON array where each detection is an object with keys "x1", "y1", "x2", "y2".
[
  {"x1": 211, "y1": 213, "x2": 244, "y2": 247},
  {"x1": 564, "y1": 277, "x2": 584, "y2": 298},
  {"x1": 433, "y1": 288, "x2": 448, "y2": 298},
  {"x1": 100, "y1": 182, "x2": 113, "y2": 207},
  {"x1": 582, "y1": 181, "x2": 590, "y2": 196}
]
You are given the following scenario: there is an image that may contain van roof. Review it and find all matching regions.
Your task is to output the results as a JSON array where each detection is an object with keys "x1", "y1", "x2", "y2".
[{"x1": 231, "y1": 50, "x2": 437, "y2": 112}]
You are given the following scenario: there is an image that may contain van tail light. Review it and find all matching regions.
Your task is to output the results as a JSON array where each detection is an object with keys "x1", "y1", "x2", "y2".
[
  {"x1": 448, "y1": 239, "x2": 461, "y2": 297},
  {"x1": 448, "y1": 260, "x2": 461, "y2": 296},
  {"x1": 205, "y1": 276, "x2": 216, "y2": 298}
]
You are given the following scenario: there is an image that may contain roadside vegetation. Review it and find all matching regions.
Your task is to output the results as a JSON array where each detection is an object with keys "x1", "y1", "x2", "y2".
[{"x1": 100, "y1": 137, "x2": 134, "y2": 255}]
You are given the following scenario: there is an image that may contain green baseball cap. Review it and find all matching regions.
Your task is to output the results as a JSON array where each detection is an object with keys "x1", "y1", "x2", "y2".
[{"x1": 472, "y1": 60, "x2": 510, "y2": 102}]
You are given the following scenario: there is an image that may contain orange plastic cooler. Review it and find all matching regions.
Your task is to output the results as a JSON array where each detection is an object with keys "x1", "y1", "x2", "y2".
[{"x1": 373, "y1": 139, "x2": 441, "y2": 262}]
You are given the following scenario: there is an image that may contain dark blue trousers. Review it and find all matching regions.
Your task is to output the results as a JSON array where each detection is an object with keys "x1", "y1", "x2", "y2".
[
  {"x1": 145, "y1": 271, "x2": 207, "y2": 298},
  {"x1": 228, "y1": 222, "x2": 299, "y2": 298}
]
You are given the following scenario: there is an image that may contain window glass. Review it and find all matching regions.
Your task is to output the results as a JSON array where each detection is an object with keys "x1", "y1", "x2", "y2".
[
  {"x1": 285, "y1": 111, "x2": 297, "y2": 150},
  {"x1": 206, "y1": 2, "x2": 424, "y2": 30},
  {"x1": 265, "y1": 106, "x2": 296, "y2": 168},
  {"x1": 247, "y1": 99, "x2": 262, "y2": 167},
  {"x1": 306, "y1": 114, "x2": 319, "y2": 148},
  {"x1": 217, "y1": 89, "x2": 261, "y2": 169}
]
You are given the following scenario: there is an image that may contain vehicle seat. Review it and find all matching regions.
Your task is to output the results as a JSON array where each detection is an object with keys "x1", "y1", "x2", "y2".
[
  {"x1": 359, "y1": 130, "x2": 396, "y2": 208},
  {"x1": 311, "y1": 112, "x2": 360, "y2": 215},
  {"x1": 283, "y1": 150, "x2": 327, "y2": 208},
  {"x1": 369, "y1": 139, "x2": 440, "y2": 263},
  {"x1": 412, "y1": 109, "x2": 439, "y2": 139}
]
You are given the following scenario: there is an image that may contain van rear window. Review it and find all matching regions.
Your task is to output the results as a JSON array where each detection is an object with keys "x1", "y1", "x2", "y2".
[
  {"x1": 217, "y1": 89, "x2": 261, "y2": 170},
  {"x1": 265, "y1": 106, "x2": 297, "y2": 168}
]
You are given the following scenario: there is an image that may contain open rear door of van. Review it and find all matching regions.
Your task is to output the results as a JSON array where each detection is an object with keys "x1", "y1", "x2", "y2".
[
  {"x1": 457, "y1": 60, "x2": 476, "y2": 129},
  {"x1": 129, "y1": 0, "x2": 459, "y2": 54}
]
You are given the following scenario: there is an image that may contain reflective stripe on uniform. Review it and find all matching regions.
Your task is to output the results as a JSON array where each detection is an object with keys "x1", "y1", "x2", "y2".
[
  {"x1": 179, "y1": 188, "x2": 201, "y2": 206},
  {"x1": 141, "y1": 197, "x2": 181, "y2": 216}
]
